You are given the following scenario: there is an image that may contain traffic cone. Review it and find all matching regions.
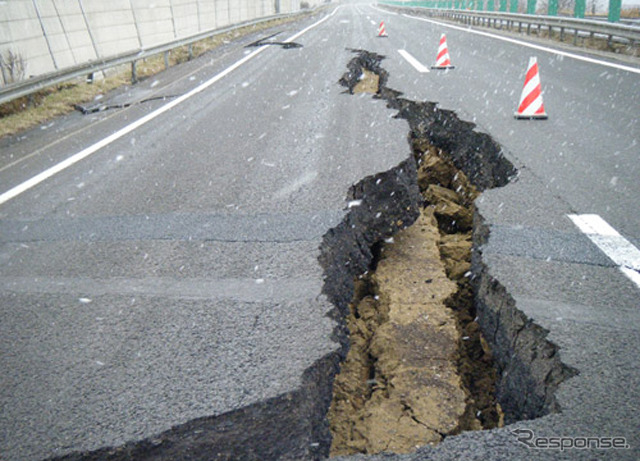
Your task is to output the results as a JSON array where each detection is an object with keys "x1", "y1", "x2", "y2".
[
  {"x1": 432, "y1": 34, "x2": 454, "y2": 69},
  {"x1": 378, "y1": 21, "x2": 388, "y2": 37},
  {"x1": 515, "y1": 57, "x2": 547, "y2": 119}
]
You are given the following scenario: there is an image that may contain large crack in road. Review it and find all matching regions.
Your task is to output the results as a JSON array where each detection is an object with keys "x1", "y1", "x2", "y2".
[{"x1": 321, "y1": 50, "x2": 578, "y2": 456}]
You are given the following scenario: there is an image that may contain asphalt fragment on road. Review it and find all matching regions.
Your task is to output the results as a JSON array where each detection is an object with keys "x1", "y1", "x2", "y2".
[
  {"x1": 324, "y1": 50, "x2": 578, "y2": 456},
  {"x1": 245, "y1": 32, "x2": 304, "y2": 49}
]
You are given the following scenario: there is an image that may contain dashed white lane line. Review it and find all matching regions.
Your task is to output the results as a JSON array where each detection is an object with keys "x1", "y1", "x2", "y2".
[
  {"x1": 398, "y1": 49, "x2": 430, "y2": 73},
  {"x1": 0, "y1": 8, "x2": 340, "y2": 207},
  {"x1": 569, "y1": 214, "x2": 640, "y2": 290},
  {"x1": 400, "y1": 13, "x2": 640, "y2": 75}
]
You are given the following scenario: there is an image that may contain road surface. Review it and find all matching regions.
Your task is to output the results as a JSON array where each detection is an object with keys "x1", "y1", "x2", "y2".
[{"x1": 1, "y1": 2, "x2": 639, "y2": 459}]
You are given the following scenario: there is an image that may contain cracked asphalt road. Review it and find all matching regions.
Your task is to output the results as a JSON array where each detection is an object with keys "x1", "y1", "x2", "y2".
[{"x1": 1, "y1": 2, "x2": 639, "y2": 460}]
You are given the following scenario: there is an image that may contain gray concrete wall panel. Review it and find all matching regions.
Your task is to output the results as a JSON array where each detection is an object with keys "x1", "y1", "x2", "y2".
[
  {"x1": 0, "y1": 0, "x2": 326, "y2": 85},
  {"x1": 214, "y1": 0, "x2": 231, "y2": 28}
]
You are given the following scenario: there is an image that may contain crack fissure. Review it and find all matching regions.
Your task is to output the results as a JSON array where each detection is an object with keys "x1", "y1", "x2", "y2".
[
  {"x1": 245, "y1": 32, "x2": 303, "y2": 49},
  {"x1": 323, "y1": 49, "x2": 578, "y2": 456},
  {"x1": 74, "y1": 94, "x2": 182, "y2": 114}
]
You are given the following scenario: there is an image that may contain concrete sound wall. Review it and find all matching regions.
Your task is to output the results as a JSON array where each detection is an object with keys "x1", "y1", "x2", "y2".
[{"x1": 0, "y1": 0, "x2": 324, "y2": 85}]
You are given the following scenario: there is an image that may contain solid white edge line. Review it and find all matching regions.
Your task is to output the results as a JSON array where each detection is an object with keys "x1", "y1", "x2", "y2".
[
  {"x1": 621, "y1": 267, "x2": 640, "y2": 288},
  {"x1": 0, "y1": 7, "x2": 341, "y2": 207},
  {"x1": 568, "y1": 214, "x2": 640, "y2": 289},
  {"x1": 0, "y1": 47, "x2": 266, "y2": 206},
  {"x1": 401, "y1": 13, "x2": 640, "y2": 75},
  {"x1": 398, "y1": 49, "x2": 430, "y2": 73},
  {"x1": 284, "y1": 6, "x2": 340, "y2": 43}
]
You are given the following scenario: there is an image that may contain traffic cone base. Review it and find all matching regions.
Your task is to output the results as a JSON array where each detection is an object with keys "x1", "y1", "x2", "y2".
[
  {"x1": 515, "y1": 57, "x2": 547, "y2": 119},
  {"x1": 432, "y1": 34, "x2": 454, "y2": 69},
  {"x1": 514, "y1": 113, "x2": 548, "y2": 120}
]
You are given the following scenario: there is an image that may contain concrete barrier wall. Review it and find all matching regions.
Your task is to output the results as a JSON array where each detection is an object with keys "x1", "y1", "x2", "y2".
[{"x1": 0, "y1": 0, "x2": 325, "y2": 85}]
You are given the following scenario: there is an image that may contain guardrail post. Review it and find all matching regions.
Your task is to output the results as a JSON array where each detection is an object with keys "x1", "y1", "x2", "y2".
[
  {"x1": 188, "y1": 44, "x2": 193, "y2": 60},
  {"x1": 164, "y1": 51, "x2": 170, "y2": 70},
  {"x1": 548, "y1": 0, "x2": 558, "y2": 15},
  {"x1": 608, "y1": 0, "x2": 621, "y2": 22},
  {"x1": 574, "y1": 0, "x2": 586, "y2": 18},
  {"x1": 131, "y1": 60, "x2": 137, "y2": 84}
]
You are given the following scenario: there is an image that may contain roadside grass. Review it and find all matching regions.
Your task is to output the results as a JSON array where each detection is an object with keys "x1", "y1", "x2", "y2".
[{"x1": 0, "y1": 13, "x2": 314, "y2": 139}]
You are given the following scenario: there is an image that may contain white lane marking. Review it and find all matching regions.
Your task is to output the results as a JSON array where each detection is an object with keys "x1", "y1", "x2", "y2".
[
  {"x1": 401, "y1": 13, "x2": 640, "y2": 75},
  {"x1": 285, "y1": 6, "x2": 339, "y2": 43},
  {"x1": 569, "y1": 214, "x2": 640, "y2": 289},
  {"x1": 621, "y1": 267, "x2": 640, "y2": 288},
  {"x1": 370, "y1": 20, "x2": 377, "y2": 26},
  {"x1": 398, "y1": 49, "x2": 430, "y2": 73},
  {"x1": 0, "y1": 8, "x2": 340, "y2": 207}
]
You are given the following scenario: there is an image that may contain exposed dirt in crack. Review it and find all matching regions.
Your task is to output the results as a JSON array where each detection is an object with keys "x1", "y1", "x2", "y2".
[
  {"x1": 326, "y1": 49, "x2": 575, "y2": 456},
  {"x1": 328, "y1": 50, "x2": 504, "y2": 456},
  {"x1": 328, "y1": 207, "x2": 480, "y2": 456},
  {"x1": 327, "y1": 148, "x2": 504, "y2": 457}
]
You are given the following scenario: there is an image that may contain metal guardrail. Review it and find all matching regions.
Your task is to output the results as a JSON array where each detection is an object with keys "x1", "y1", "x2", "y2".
[
  {"x1": 0, "y1": 11, "x2": 304, "y2": 106},
  {"x1": 381, "y1": 4, "x2": 640, "y2": 47}
]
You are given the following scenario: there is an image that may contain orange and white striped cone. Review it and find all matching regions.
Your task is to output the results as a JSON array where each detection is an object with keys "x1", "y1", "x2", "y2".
[
  {"x1": 515, "y1": 57, "x2": 548, "y2": 119},
  {"x1": 378, "y1": 21, "x2": 388, "y2": 37},
  {"x1": 431, "y1": 34, "x2": 454, "y2": 69}
]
